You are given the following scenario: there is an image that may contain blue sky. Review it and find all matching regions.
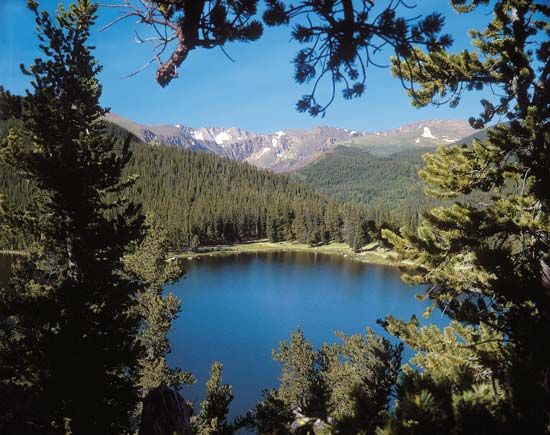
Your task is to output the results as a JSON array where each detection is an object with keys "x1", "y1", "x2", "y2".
[{"x1": 0, "y1": 1, "x2": 495, "y2": 133}]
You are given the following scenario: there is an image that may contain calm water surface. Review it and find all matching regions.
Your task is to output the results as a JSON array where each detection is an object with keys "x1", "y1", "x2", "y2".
[
  {"x1": 167, "y1": 252, "x2": 444, "y2": 418},
  {"x1": 0, "y1": 252, "x2": 444, "y2": 420}
]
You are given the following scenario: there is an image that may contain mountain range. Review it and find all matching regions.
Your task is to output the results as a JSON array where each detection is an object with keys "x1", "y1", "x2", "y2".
[{"x1": 106, "y1": 113, "x2": 476, "y2": 172}]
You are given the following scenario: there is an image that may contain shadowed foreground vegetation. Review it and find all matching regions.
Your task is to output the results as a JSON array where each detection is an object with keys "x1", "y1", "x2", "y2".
[{"x1": 1, "y1": 0, "x2": 549, "y2": 434}]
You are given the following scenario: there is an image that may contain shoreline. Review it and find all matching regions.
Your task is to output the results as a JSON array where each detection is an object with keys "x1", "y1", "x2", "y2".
[{"x1": 174, "y1": 240, "x2": 402, "y2": 266}]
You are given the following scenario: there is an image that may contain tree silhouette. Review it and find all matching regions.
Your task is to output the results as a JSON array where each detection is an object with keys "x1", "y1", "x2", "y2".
[
  {"x1": 0, "y1": 1, "x2": 145, "y2": 433},
  {"x1": 105, "y1": 0, "x2": 452, "y2": 116}
]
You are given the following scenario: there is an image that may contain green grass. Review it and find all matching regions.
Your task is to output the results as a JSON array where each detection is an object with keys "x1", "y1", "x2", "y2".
[{"x1": 175, "y1": 240, "x2": 400, "y2": 266}]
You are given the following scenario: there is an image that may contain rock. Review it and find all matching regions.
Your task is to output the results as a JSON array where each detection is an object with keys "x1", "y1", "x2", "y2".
[{"x1": 139, "y1": 384, "x2": 193, "y2": 435}]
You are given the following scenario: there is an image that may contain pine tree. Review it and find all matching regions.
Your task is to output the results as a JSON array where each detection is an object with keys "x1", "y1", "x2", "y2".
[
  {"x1": 0, "y1": 1, "x2": 145, "y2": 433},
  {"x1": 0, "y1": 86, "x2": 24, "y2": 120},
  {"x1": 189, "y1": 234, "x2": 201, "y2": 252},
  {"x1": 377, "y1": 316, "x2": 509, "y2": 435},
  {"x1": 267, "y1": 214, "x2": 282, "y2": 242},
  {"x1": 123, "y1": 216, "x2": 195, "y2": 423},
  {"x1": 383, "y1": 0, "x2": 550, "y2": 431},
  {"x1": 190, "y1": 362, "x2": 252, "y2": 434},
  {"x1": 255, "y1": 328, "x2": 402, "y2": 434}
]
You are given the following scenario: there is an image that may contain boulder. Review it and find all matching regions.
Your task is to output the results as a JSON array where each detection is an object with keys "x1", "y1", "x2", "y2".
[{"x1": 139, "y1": 384, "x2": 193, "y2": 435}]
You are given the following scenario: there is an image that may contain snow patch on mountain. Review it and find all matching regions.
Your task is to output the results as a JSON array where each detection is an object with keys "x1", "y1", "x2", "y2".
[
  {"x1": 215, "y1": 131, "x2": 232, "y2": 144},
  {"x1": 421, "y1": 127, "x2": 437, "y2": 139},
  {"x1": 105, "y1": 113, "x2": 476, "y2": 173},
  {"x1": 192, "y1": 130, "x2": 204, "y2": 141}
]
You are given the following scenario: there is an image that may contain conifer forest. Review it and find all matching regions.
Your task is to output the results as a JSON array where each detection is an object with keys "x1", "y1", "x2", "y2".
[{"x1": 0, "y1": 1, "x2": 548, "y2": 434}]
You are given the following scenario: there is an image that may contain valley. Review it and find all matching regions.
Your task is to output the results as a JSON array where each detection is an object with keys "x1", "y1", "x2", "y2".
[
  {"x1": 0, "y1": 119, "x2": 381, "y2": 253},
  {"x1": 0, "y1": 111, "x2": 482, "y2": 252},
  {"x1": 1, "y1": 1, "x2": 545, "y2": 433},
  {"x1": 104, "y1": 113, "x2": 482, "y2": 229}
]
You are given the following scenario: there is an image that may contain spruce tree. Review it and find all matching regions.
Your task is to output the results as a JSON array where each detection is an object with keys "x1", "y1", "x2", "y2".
[
  {"x1": 383, "y1": 0, "x2": 550, "y2": 431},
  {"x1": 0, "y1": 1, "x2": 145, "y2": 433}
]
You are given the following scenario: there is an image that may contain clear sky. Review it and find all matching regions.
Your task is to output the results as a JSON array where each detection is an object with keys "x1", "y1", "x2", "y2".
[{"x1": 0, "y1": 1, "x2": 495, "y2": 133}]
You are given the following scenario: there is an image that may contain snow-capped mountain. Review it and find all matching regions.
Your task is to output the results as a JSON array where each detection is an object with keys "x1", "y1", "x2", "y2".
[{"x1": 106, "y1": 114, "x2": 475, "y2": 172}]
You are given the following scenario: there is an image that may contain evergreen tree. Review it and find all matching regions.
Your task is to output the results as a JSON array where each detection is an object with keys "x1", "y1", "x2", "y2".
[
  {"x1": 377, "y1": 317, "x2": 510, "y2": 435},
  {"x1": 124, "y1": 216, "x2": 195, "y2": 423},
  {"x1": 383, "y1": 0, "x2": 550, "y2": 432},
  {"x1": 108, "y1": 1, "x2": 452, "y2": 116},
  {"x1": 255, "y1": 328, "x2": 402, "y2": 434},
  {"x1": 190, "y1": 362, "x2": 252, "y2": 434},
  {"x1": 0, "y1": 1, "x2": 145, "y2": 433},
  {"x1": 267, "y1": 214, "x2": 282, "y2": 243},
  {"x1": 1, "y1": 116, "x2": 393, "y2": 253},
  {"x1": 189, "y1": 234, "x2": 201, "y2": 252},
  {"x1": 0, "y1": 86, "x2": 24, "y2": 120}
]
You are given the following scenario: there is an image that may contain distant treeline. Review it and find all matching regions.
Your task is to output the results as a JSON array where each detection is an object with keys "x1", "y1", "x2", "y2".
[{"x1": 0, "y1": 119, "x2": 395, "y2": 252}]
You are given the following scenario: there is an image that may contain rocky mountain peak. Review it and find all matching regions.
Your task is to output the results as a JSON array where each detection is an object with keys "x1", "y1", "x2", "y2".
[{"x1": 105, "y1": 113, "x2": 475, "y2": 172}]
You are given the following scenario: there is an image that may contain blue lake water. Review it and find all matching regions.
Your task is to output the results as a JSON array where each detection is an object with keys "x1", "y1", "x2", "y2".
[{"x1": 167, "y1": 251, "x2": 444, "y2": 419}]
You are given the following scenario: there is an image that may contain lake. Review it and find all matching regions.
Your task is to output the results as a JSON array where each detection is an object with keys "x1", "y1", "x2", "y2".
[
  {"x1": 0, "y1": 251, "x2": 444, "y2": 421},
  {"x1": 167, "y1": 251, "x2": 444, "y2": 419}
]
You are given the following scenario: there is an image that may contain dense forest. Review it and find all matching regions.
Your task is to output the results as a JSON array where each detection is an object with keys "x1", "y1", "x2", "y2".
[
  {"x1": 293, "y1": 134, "x2": 491, "y2": 229},
  {"x1": 293, "y1": 146, "x2": 437, "y2": 228},
  {"x1": 0, "y1": 118, "x2": 387, "y2": 252},
  {"x1": 1, "y1": 0, "x2": 548, "y2": 434}
]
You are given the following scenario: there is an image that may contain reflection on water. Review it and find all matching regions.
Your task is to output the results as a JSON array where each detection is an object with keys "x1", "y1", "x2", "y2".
[
  {"x1": 169, "y1": 251, "x2": 443, "y2": 419},
  {"x1": 0, "y1": 251, "x2": 443, "y2": 423}
]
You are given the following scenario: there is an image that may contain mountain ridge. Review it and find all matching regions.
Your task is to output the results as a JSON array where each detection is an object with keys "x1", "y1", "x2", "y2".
[{"x1": 105, "y1": 113, "x2": 476, "y2": 172}]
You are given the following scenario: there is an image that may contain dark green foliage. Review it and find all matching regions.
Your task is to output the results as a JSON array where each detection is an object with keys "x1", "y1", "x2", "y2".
[
  {"x1": 124, "y1": 217, "x2": 196, "y2": 425},
  {"x1": 294, "y1": 146, "x2": 437, "y2": 229},
  {"x1": 0, "y1": 1, "x2": 145, "y2": 433},
  {"x1": 383, "y1": 0, "x2": 550, "y2": 432},
  {"x1": 255, "y1": 328, "x2": 402, "y2": 434},
  {"x1": 0, "y1": 86, "x2": 24, "y2": 120},
  {"x1": 124, "y1": 136, "x2": 360, "y2": 249},
  {"x1": 0, "y1": 119, "x2": 382, "y2": 252},
  {"x1": 190, "y1": 362, "x2": 253, "y2": 434},
  {"x1": 294, "y1": 145, "x2": 491, "y2": 231}
]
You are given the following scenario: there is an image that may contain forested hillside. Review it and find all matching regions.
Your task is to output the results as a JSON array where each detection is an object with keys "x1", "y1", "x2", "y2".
[
  {"x1": 293, "y1": 126, "x2": 491, "y2": 228},
  {"x1": 293, "y1": 146, "x2": 436, "y2": 227},
  {"x1": 0, "y1": 120, "x2": 381, "y2": 251}
]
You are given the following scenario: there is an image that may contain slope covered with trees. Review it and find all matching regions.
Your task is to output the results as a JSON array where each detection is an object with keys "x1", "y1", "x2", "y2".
[
  {"x1": 293, "y1": 146, "x2": 437, "y2": 228},
  {"x1": 293, "y1": 125, "x2": 492, "y2": 229},
  {"x1": 0, "y1": 118, "x2": 383, "y2": 252}
]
